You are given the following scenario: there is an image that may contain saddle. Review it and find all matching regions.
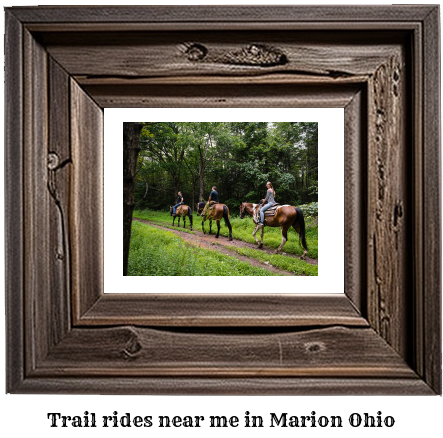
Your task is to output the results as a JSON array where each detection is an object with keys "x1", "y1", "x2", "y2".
[
  {"x1": 253, "y1": 203, "x2": 282, "y2": 223},
  {"x1": 172, "y1": 205, "x2": 185, "y2": 217},
  {"x1": 203, "y1": 201, "x2": 218, "y2": 215}
]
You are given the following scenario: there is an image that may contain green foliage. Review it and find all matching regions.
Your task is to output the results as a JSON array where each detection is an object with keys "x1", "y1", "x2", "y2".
[
  {"x1": 221, "y1": 244, "x2": 318, "y2": 276},
  {"x1": 299, "y1": 202, "x2": 319, "y2": 217},
  {"x1": 308, "y1": 183, "x2": 318, "y2": 196},
  {"x1": 223, "y1": 199, "x2": 240, "y2": 216},
  {"x1": 134, "y1": 122, "x2": 318, "y2": 210},
  {"x1": 277, "y1": 172, "x2": 296, "y2": 189},
  {"x1": 230, "y1": 216, "x2": 319, "y2": 260},
  {"x1": 275, "y1": 172, "x2": 297, "y2": 204},
  {"x1": 134, "y1": 208, "x2": 318, "y2": 260},
  {"x1": 128, "y1": 221, "x2": 277, "y2": 276}
]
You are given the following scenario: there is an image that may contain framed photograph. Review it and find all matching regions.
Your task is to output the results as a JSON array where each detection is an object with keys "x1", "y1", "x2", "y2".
[
  {"x1": 105, "y1": 108, "x2": 343, "y2": 291},
  {"x1": 5, "y1": 5, "x2": 440, "y2": 394}
]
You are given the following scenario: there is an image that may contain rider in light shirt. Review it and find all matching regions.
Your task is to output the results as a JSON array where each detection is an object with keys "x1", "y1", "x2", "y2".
[{"x1": 259, "y1": 182, "x2": 276, "y2": 225}]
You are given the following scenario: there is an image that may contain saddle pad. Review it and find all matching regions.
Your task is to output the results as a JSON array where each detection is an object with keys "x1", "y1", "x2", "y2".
[
  {"x1": 255, "y1": 204, "x2": 291, "y2": 217},
  {"x1": 264, "y1": 205, "x2": 283, "y2": 216}
]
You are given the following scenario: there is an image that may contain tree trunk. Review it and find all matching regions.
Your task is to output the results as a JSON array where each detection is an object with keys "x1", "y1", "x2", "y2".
[
  {"x1": 123, "y1": 122, "x2": 144, "y2": 276},
  {"x1": 192, "y1": 177, "x2": 197, "y2": 211},
  {"x1": 199, "y1": 166, "x2": 205, "y2": 201}
]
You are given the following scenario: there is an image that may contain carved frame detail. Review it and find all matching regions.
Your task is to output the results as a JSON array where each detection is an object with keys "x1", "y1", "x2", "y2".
[{"x1": 5, "y1": 6, "x2": 440, "y2": 394}]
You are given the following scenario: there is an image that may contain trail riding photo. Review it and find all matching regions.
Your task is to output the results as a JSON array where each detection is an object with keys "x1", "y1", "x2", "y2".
[{"x1": 124, "y1": 122, "x2": 318, "y2": 277}]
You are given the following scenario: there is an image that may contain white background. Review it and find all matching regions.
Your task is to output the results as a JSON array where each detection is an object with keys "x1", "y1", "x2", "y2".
[
  {"x1": 1, "y1": 0, "x2": 442, "y2": 437},
  {"x1": 105, "y1": 108, "x2": 344, "y2": 293}
]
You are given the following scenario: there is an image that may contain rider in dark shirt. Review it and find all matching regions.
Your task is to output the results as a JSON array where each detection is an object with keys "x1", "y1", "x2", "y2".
[
  {"x1": 209, "y1": 188, "x2": 219, "y2": 203},
  {"x1": 172, "y1": 191, "x2": 184, "y2": 214},
  {"x1": 201, "y1": 186, "x2": 218, "y2": 217}
]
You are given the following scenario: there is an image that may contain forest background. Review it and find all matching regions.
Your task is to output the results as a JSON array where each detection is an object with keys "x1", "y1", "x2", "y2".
[{"x1": 134, "y1": 122, "x2": 318, "y2": 213}]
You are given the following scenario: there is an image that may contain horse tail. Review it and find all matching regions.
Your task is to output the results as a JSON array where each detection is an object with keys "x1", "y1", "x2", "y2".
[
  {"x1": 188, "y1": 206, "x2": 193, "y2": 228},
  {"x1": 294, "y1": 207, "x2": 308, "y2": 251},
  {"x1": 223, "y1": 205, "x2": 230, "y2": 220},
  {"x1": 223, "y1": 205, "x2": 233, "y2": 239}
]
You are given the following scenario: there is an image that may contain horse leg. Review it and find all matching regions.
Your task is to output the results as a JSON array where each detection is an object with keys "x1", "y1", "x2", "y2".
[
  {"x1": 177, "y1": 217, "x2": 181, "y2": 227},
  {"x1": 183, "y1": 216, "x2": 186, "y2": 228},
  {"x1": 275, "y1": 225, "x2": 290, "y2": 254},
  {"x1": 201, "y1": 219, "x2": 205, "y2": 234},
  {"x1": 252, "y1": 224, "x2": 262, "y2": 248},
  {"x1": 172, "y1": 216, "x2": 176, "y2": 227},
  {"x1": 209, "y1": 220, "x2": 212, "y2": 235},
  {"x1": 215, "y1": 219, "x2": 220, "y2": 238}
]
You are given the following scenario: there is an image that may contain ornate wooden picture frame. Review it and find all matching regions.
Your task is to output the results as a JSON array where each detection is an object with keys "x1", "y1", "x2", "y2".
[{"x1": 5, "y1": 6, "x2": 440, "y2": 394}]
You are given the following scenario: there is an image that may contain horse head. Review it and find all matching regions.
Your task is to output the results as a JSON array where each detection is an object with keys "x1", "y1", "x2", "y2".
[
  {"x1": 196, "y1": 202, "x2": 205, "y2": 216},
  {"x1": 239, "y1": 203, "x2": 246, "y2": 219}
]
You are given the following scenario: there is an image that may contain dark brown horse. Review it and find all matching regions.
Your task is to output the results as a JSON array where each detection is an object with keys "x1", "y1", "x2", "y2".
[
  {"x1": 239, "y1": 202, "x2": 308, "y2": 258},
  {"x1": 170, "y1": 205, "x2": 193, "y2": 230},
  {"x1": 196, "y1": 201, "x2": 232, "y2": 240}
]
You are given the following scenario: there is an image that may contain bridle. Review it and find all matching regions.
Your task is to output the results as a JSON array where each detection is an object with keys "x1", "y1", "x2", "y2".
[{"x1": 239, "y1": 203, "x2": 246, "y2": 219}]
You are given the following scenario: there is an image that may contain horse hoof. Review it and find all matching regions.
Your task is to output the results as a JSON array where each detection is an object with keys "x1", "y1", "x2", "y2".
[
  {"x1": 258, "y1": 244, "x2": 263, "y2": 249},
  {"x1": 228, "y1": 238, "x2": 233, "y2": 241},
  {"x1": 215, "y1": 235, "x2": 219, "y2": 238}
]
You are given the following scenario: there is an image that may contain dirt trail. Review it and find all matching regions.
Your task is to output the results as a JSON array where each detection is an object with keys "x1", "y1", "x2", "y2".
[{"x1": 133, "y1": 218, "x2": 317, "y2": 276}]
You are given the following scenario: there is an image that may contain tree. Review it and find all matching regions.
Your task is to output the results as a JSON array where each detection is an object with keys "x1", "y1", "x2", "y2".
[
  {"x1": 130, "y1": 121, "x2": 318, "y2": 213},
  {"x1": 139, "y1": 123, "x2": 187, "y2": 202},
  {"x1": 123, "y1": 122, "x2": 144, "y2": 276},
  {"x1": 273, "y1": 122, "x2": 318, "y2": 203},
  {"x1": 123, "y1": 122, "x2": 159, "y2": 275}
]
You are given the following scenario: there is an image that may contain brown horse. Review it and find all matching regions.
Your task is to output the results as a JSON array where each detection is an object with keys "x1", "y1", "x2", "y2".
[
  {"x1": 196, "y1": 201, "x2": 232, "y2": 241},
  {"x1": 170, "y1": 204, "x2": 193, "y2": 230},
  {"x1": 239, "y1": 202, "x2": 308, "y2": 258}
]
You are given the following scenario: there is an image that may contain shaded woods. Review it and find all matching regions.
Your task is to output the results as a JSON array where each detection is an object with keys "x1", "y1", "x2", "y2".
[
  {"x1": 123, "y1": 122, "x2": 318, "y2": 275},
  {"x1": 134, "y1": 122, "x2": 318, "y2": 212}
]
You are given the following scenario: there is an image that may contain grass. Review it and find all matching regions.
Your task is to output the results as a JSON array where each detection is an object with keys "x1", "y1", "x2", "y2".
[
  {"x1": 133, "y1": 208, "x2": 319, "y2": 260},
  {"x1": 214, "y1": 243, "x2": 318, "y2": 276},
  {"x1": 128, "y1": 221, "x2": 277, "y2": 276}
]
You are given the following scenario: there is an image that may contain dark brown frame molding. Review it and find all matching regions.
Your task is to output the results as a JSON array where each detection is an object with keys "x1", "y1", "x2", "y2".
[{"x1": 5, "y1": 6, "x2": 441, "y2": 394}]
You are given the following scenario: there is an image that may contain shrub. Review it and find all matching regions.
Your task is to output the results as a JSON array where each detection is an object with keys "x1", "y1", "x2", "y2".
[{"x1": 299, "y1": 201, "x2": 318, "y2": 217}]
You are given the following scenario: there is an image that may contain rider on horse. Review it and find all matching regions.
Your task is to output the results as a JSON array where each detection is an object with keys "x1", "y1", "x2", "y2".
[
  {"x1": 201, "y1": 186, "x2": 219, "y2": 218},
  {"x1": 171, "y1": 191, "x2": 184, "y2": 215},
  {"x1": 257, "y1": 182, "x2": 276, "y2": 225}
]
